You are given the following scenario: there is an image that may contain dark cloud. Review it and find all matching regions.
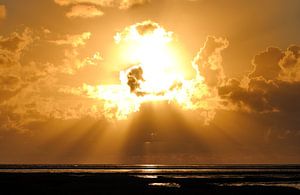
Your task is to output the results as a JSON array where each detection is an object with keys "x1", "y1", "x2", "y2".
[
  {"x1": 126, "y1": 66, "x2": 144, "y2": 95},
  {"x1": 219, "y1": 45, "x2": 300, "y2": 115},
  {"x1": 135, "y1": 21, "x2": 158, "y2": 35},
  {"x1": 249, "y1": 47, "x2": 284, "y2": 80},
  {"x1": 219, "y1": 77, "x2": 280, "y2": 113}
]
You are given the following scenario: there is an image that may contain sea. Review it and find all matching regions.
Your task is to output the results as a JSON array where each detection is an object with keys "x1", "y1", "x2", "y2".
[{"x1": 0, "y1": 164, "x2": 300, "y2": 194}]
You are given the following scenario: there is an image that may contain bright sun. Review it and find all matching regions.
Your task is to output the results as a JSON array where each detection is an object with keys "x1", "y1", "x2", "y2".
[
  {"x1": 115, "y1": 21, "x2": 185, "y2": 95},
  {"x1": 89, "y1": 21, "x2": 212, "y2": 120}
]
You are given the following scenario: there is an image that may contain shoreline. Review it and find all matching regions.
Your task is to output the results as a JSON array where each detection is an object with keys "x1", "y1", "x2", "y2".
[{"x1": 0, "y1": 172, "x2": 299, "y2": 194}]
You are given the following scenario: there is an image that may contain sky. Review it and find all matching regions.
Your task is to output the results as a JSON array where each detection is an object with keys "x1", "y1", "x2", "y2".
[{"x1": 0, "y1": 0, "x2": 300, "y2": 164}]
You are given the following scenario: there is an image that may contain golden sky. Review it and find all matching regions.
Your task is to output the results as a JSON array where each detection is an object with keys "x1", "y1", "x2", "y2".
[{"x1": 0, "y1": 0, "x2": 300, "y2": 164}]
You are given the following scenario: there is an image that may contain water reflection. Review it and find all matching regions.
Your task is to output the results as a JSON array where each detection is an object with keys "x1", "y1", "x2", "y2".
[{"x1": 149, "y1": 182, "x2": 181, "y2": 188}]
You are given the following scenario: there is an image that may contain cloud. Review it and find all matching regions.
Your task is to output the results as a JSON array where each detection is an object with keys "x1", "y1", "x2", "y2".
[
  {"x1": 0, "y1": 28, "x2": 52, "y2": 132},
  {"x1": 0, "y1": 75, "x2": 21, "y2": 92},
  {"x1": 249, "y1": 47, "x2": 284, "y2": 80},
  {"x1": 193, "y1": 36, "x2": 229, "y2": 88},
  {"x1": 118, "y1": 0, "x2": 150, "y2": 10},
  {"x1": 54, "y1": 0, "x2": 114, "y2": 6},
  {"x1": 114, "y1": 20, "x2": 172, "y2": 44},
  {"x1": 50, "y1": 32, "x2": 91, "y2": 47},
  {"x1": 54, "y1": 0, "x2": 150, "y2": 18},
  {"x1": 219, "y1": 45, "x2": 300, "y2": 114},
  {"x1": 278, "y1": 45, "x2": 300, "y2": 82},
  {"x1": 125, "y1": 65, "x2": 144, "y2": 95},
  {"x1": 0, "y1": 28, "x2": 34, "y2": 95},
  {"x1": 218, "y1": 77, "x2": 279, "y2": 113},
  {"x1": 0, "y1": 5, "x2": 6, "y2": 19},
  {"x1": 0, "y1": 27, "x2": 33, "y2": 54},
  {"x1": 66, "y1": 5, "x2": 104, "y2": 18},
  {"x1": 248, "y1": 45, "x2": 300, "y2": 82},
  {"x1": 49, "y1": 31, "x2": 103, "y2": 74},
  {"x1": 0, "y1": 28, "x2": 105, "y2": 132},
  {"x1": 54, "y1": 0, "x2": 149, "y2": 8}
]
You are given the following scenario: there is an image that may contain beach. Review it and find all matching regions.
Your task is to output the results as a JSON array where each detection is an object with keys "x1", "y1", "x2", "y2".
[{"x1": 0, "y1": 165, "x2": 299, "y2": 194}]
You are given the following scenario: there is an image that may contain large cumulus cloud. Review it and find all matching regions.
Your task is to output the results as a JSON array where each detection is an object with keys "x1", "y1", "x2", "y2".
[{"x1": 219, "y1": 45, "x2": 300, "y2": 114}]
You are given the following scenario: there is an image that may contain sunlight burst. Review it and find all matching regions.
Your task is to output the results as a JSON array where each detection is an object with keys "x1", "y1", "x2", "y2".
[{"x1": 92, "y1": 21, "x2": 214, "y2": 120}]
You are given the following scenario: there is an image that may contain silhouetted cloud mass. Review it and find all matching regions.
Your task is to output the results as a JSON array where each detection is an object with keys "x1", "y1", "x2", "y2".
[{"x1": 219, "y1": 45, "x2": 300, "y2": 114}]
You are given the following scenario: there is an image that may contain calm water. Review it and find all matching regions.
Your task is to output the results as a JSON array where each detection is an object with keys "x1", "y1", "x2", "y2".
[{"x1": 1, "y1": 164, "x2": 300, "y2": 190}]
